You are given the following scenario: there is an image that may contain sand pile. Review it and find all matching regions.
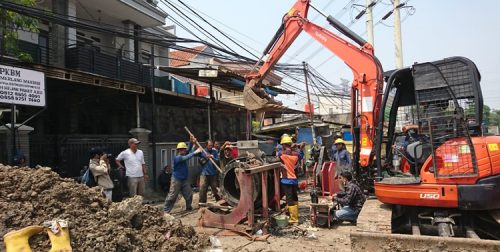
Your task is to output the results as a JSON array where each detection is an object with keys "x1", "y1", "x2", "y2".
[{"x1": 0, "y1": 164, "x2": 209, "y2": 251}]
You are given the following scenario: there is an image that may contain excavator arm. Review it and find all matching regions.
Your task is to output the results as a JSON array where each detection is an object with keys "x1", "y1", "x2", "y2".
[{"x1": 245, "y1": 0, "x2": 384, "y2": 168}]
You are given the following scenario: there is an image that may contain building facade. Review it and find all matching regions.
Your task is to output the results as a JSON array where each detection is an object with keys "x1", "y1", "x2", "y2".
[{"x1": 0, "y1": 0, "x2": 248, "y2": 195}]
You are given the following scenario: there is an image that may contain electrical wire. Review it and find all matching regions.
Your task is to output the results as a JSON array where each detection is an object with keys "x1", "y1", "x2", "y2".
[
  {"x1": 286, "y1": 0, "x2": 359, "y2": 62},
  {"x1": 2, "y1": 0, "x2": 360, "y2": 103},
  {"x1": 161, "y1": 0, "x2": 238, "y2": 54}
]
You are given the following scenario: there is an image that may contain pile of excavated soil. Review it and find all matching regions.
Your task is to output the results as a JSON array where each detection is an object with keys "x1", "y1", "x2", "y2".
[{"x1": 0, "y1": 165, "x2": 210, "y2": 251}]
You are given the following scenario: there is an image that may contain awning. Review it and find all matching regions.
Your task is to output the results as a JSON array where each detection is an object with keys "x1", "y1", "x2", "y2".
[
  {"x1": 152, "y1": 87, "x2": 304, "y2": 116},
  {"x1": 157, "y1": 66, "x2": 294, "y2": 95}
]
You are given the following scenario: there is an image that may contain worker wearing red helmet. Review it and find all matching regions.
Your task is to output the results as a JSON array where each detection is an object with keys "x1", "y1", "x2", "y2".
[{"x1": 278, "y1": 135, "x2": 300, "y2": 225}]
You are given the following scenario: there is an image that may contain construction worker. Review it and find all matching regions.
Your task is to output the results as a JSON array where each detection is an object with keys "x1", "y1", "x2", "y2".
[
  {"x1": 332, "y1": 171, "x2": 366, "y2": 224},
  {"x1": 332, "y1": 138, "x2": 352, "y2": 176},
  {"x1": 219, "y1": 141, "x2": 234, "y2": 171},
  {"x1": 197, "y1": 140, "x2": 222, "y2": 204},
  {"x1": 278, "y1": 135, "x2": 300, "y2": 225},
  {"x1": 330, "y1": 132, "x2": 343, "y2": 160},
  {"x1": 275, "y1": 133, "x2": 290, "y2": 156},
  {"x1": 164, "y1": 136, "x2": 201, "y2": 213}
]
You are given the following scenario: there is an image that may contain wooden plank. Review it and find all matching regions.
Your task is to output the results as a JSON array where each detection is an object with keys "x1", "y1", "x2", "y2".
[{"x1": 244, "y1": 163, "x2": 281, "y2": 174}]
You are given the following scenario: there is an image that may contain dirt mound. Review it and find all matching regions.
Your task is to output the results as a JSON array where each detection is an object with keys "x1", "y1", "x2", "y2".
[{"x1": 0, "y1": 165, "x2": 209, "y2": 251}]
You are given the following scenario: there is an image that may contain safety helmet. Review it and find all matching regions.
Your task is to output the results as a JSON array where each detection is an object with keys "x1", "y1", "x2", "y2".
[
  {"x1": 334, "y1": 139, "x2": 345, "y2": 145},
  {"x1": 176, "y1": 142, "x2": 188, "y2": 149},
  {"x1": 280, "y1": 133, "x2": 290, "y2": 140},
  {"x1": 281, "y1": 136, "x2": 293, "y2": 144}
]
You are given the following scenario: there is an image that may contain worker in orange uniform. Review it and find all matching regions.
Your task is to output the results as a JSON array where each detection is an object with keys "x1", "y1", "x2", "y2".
[{"x1": 278, "y1": 135, "x2": 301, "y2": 225}]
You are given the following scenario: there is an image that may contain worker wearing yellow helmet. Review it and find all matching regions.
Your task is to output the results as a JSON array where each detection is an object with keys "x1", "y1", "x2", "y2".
[
  {"x1": 278, "y1": 135, "x2": 301, "y2": 225},
  {"x1": 164, "y1": 135, "x2": 202, "y2": 213},
  {"x1": 276, "y1": 133, "x2": 291, "y2": 154},
  {"x1": 332, "y1": 137, "x2": 352, "y2": 176}
]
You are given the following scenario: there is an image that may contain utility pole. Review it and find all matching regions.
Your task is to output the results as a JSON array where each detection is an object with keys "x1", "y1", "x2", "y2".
[
  {"x1": 303, "y1": 62, "x2": 316, "y2": 145},
  {"x1": 208, "y1": 83, "x2": 213, "y2": 140},
  {"x1": 10, "y1": 104, "x2": 16, "y2": 165},
  {"x1": 394, "y1": 0, "x2": 404, "y2": 69},
  {"x1": 150, "y1": 46, "x2": 157, "y2": 190},
  {"x1": 366, "y1": 0, "x2": 375, "y2": 46}
]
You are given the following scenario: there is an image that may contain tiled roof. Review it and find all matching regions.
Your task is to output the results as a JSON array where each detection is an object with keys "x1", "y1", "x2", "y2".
[{"x1": 169, "y1": 45, "x2": 207, "y2": 67}]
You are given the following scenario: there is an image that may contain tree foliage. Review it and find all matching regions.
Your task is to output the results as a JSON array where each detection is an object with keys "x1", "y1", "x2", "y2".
[
  {"x1": 1, "y1": 0, "x2": 39, "y2": 62},
  {"x1": 488, "y1": 108, "x2": 500, "y2": 127}
]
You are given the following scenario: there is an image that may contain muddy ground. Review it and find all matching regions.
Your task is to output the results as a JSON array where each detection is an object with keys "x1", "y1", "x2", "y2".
[
  {"x1": 0, "y1": 165, "x2": 210, "y2": 251},
  {"x1": 162, "y1": 188, "x2": 354, "y2": 252}
]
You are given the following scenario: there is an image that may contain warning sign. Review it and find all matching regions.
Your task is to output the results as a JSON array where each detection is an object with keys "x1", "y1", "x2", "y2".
[
  {"x1": 0, "y1": 64, "x2": 45, "y2": 107},
  {"x1": 488, "y1": 143, "x2": 499, "y2": 152}
]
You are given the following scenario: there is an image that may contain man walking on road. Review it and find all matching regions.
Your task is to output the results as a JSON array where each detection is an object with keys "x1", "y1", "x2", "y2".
[
  {"x1": 116, "y1": 138, "x2": 148, "y2": 197},
  {"x1": 164, "y1": 136, "x2": 201, "y2": 213}
]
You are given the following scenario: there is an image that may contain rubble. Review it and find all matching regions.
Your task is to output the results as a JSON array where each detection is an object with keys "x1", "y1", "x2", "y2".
[{"x1": 0, "y1": 164, "x2": 210, "y2": 251}]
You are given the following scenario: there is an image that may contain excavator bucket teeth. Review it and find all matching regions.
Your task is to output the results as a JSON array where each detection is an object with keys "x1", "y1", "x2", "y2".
[{"x1": 243, "y1": 85, "x2": 284, "y2": 112}]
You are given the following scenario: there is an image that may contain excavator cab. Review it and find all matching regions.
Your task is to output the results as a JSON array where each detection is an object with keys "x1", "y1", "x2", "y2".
[
  {"x1": 373, "y1": 57, "x2": 500, "y2": 239},
  {"x1": 376, "y1": 56, "x2": 483, "y2": 180}
]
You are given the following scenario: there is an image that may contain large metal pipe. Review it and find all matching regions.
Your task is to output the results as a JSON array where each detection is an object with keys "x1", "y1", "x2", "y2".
[{"x1": 220, "y1": 159, "x2": 277, "y2": 207}]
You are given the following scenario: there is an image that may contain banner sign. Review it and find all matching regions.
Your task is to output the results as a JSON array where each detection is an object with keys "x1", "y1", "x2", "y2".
[{"x1": 0, "y1": 64, "x2": 46, "y2": 107}]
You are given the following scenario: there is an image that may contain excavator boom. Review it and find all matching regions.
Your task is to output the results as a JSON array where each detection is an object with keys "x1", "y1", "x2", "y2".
[{"x1": 245, "y1": 0, "x2": 384, "y2": 168}]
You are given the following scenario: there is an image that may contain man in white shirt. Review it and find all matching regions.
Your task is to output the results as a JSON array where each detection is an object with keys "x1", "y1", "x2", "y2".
[{"x1": 116, "y1": 138, "x2": 148, "y2": 197}]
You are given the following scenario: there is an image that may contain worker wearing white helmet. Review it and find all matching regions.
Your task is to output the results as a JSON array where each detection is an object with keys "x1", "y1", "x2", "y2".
[{"x1": 164, "y1": 135, "x2": 202, "y2": 213}]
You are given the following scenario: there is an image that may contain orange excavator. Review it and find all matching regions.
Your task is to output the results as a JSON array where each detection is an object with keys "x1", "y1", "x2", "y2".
[
  {"x1": 244, "y1": 0, "x2": 384, "y2": 185},
  {"x1": 244, "y1": 0, "x2": 500, "y2": 239}
]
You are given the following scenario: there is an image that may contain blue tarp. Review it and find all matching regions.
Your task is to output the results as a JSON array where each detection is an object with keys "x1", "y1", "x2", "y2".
[
  {"x1": 172, "y1": 77, "x2": 191, "y2": 95},
  {"x1": 297, "y1": 127, "x2": 322, "y2": 145},
  {"x1": 230, "y1": 79, "x2": 278, "y2": 97},
  {"x1": 343, "y1": 131, "x2": 353, "y2": 141}
]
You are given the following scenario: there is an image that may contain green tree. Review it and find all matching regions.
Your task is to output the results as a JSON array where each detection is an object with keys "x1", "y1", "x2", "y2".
[
  {"x1": 489, "y1": 109, "x2": 500, "y2": 127},
  {"x1": 483, "y1": 104, "x2": 491, "y2": 125},
  {"x1": 0, "y1": 0, "x2": 39, "y2": 62}
]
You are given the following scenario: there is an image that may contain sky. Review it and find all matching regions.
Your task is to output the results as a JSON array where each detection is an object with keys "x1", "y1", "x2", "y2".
[{"x1": 164, "y1": 0, "x2": 500, "y2": 110}]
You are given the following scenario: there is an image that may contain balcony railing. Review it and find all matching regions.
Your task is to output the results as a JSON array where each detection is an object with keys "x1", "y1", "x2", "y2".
[
  {"x1": 15, "y1": 40, "x2": 49, "y2": 65},
  {"x1": 65, "y1": 45, "x2": 152, "y2": 86},
  {"x1": 11, "y1": 40, "x2": 173, "y2": 90}
]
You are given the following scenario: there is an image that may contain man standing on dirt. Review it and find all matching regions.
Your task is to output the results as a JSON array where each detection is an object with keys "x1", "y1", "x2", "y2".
[
  {"x1": 278, "y1": 135, "x2": 300, "y2": 225},
  {"x1": 333, "y1": 171, "x2": 366, "y2": 224},
  {"x1": 116, "y1": 138, "x2": 148, "y2": 197},
  {"x1": 197, "y1": 140, "x2": 222, "y2": 204},
  {"x1": 164, "y1": 136, "x2": 201, "y2": 213},
  {"x1": 89, "y1": 147, "x2": 114, "y2": 200}
]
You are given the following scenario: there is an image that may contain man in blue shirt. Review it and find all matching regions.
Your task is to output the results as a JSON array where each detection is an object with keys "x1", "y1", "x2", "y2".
[
  {"x1": 332, "y1": 139, "x2": 352, "y2": 177},
  {"x1": 164, "y1": 136, "x2": 201, "y2": 213},
  {"x1": 197, "y1": 140, "x2": 222, "y2": 204}
]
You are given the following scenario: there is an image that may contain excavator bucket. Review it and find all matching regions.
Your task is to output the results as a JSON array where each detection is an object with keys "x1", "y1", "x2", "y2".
[{"x1": 243, "y1": 81, "x2": 283, "y2": 112}]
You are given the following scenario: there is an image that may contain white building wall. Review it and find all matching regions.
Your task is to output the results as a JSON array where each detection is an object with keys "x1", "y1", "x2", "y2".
[{"x1": 317, "y1": 96, "x2": 351, "y2": 115}]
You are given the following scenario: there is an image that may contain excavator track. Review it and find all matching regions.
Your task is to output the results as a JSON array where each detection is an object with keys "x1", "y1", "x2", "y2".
[{"x1": 351, "y1": 199, "x2": 500, "y2": 251}]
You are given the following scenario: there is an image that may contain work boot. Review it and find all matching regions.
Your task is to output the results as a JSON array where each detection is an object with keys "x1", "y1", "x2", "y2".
[
  {"x1": 3, "y1": 225, "x2": 44, "y2": 252},
  {"x1": 288, "y1": 204, "x2": 299, "y2": 225},
  {"x1": 46, "y1": 220, "x2": 72, "y2": 252}
]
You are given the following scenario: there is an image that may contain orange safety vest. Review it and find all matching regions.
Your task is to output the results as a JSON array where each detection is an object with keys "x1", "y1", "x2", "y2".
[{"x1": 280, "y1": 151, "x2": 299, "y2": 179}]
